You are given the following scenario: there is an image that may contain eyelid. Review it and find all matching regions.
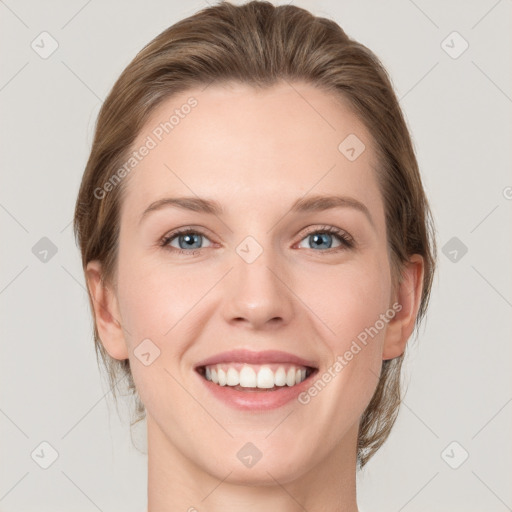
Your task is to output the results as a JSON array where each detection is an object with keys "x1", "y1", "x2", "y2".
[
  {"x1": 159, "y1": 225, "x2": 216, "y2": 248},
  {"x1": 298, "y1": 224, "x2": 354, "y2": 244}
]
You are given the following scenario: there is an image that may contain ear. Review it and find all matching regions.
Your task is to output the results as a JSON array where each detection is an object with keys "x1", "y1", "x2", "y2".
[
  {"x1": 85, "y1": 260, "x2": 129, "y2": 360},
  {"x1": 382, "y1": 254, "x2": 424, "y2": 360}
]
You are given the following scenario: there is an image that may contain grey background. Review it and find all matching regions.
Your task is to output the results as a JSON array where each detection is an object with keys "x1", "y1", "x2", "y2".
[{"x1": 1, "y1": 0, "x2": 511, "y2": 510}]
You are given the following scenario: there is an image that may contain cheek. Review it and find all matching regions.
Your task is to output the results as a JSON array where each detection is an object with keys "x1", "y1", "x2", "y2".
[
  {"x1": 116, "y1": 248, "x2": 203, "y2": 344},
  {"x1": 300, "y1": 255, "x2": 391, "y2": 405},
  {"x1": 331, "y1": 263, "x2": 392, "y2": 401},
  {"x1": 114, "y1": 257, "x2": 201, "y2": 416},
  {"x1": 299, "y1": 255, "x2": 391, "y2": 351}
]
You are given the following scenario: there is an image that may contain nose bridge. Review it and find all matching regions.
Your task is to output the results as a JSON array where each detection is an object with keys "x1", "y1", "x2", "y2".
[{"x1": 221, "y1": 233, "x2": 294, "y2": 328}]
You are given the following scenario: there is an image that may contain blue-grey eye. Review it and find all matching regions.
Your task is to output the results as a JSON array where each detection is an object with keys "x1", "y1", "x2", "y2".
[
  {"x1": 168, "y1": 232, "x2": 212, "y2": 250},
  {"x1": 297, "y1": 230, "x2": 346, "y2": 251}
]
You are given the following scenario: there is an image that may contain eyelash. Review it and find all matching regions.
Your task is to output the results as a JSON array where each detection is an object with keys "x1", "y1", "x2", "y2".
[{"x1": 159, "y1": 225, "x2": 355, "y2": 256}]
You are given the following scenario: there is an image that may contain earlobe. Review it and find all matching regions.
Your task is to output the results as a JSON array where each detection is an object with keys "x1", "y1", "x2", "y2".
[
  {"x1": 382, "y1": 254, "x2": 425, "y2": 360},
  {"x1": 85, "y1": 260, "x2": 129, "y2": 360}
]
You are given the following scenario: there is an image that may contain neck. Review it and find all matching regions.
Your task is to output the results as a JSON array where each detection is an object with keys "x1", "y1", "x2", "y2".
[{"x1": 146, "y1": 414, "x2": 360, "y2": 512}]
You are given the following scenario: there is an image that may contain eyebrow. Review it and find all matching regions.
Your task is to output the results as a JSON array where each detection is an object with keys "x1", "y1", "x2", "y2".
[
  {"x1": 138, "y1": 194, "x2": 374, "y2": 227},
  {"x1": 139, "y1": 196, "x2": 223, "y2": 225},
  {"x1": 290, "y1": 194, "x2": 374, "y2": 227}
]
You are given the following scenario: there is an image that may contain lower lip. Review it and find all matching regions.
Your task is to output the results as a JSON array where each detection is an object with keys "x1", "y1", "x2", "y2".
[{"x1": 196, "y1": 370, "x2": 317, "y2": 411}]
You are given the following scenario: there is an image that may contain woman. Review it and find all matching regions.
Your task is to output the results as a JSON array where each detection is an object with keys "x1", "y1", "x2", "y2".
[{"x1": 73, "y1": 1, "x2": 436, "y2": 510}]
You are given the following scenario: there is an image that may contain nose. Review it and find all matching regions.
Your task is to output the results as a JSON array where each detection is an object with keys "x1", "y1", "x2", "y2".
[{"x1": 221, "y1": 242, "x2": 296, "y2": 331}]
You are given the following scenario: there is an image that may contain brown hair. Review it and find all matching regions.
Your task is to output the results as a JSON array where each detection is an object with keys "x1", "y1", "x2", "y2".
[{"x1": 73, "y1": 0, "x2": 437, "y2": 468}]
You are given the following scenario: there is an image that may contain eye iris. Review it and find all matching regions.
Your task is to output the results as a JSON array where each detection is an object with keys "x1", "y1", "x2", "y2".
[
  {"x1": 179, "y1": 233, "x2": 201, "y2": 249},
  {"x1": 310, "y1": 233, "x2": 333, "y2": 249}
]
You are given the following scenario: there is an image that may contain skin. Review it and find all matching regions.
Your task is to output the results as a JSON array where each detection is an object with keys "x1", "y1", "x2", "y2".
[{"x1": 86, "y1": 81, "x2": 424, "y2": 512}]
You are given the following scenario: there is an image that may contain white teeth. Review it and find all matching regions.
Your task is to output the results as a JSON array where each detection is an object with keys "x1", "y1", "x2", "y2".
[
  {"x1": 257, "y1": 367, "x2": 275, "y2": 388},
  {"x1": 226, "y1": 367, "x2": 240, "y2": 386},
  {"x1": 239, "y1": 366, "x2": 257, "y2": 387},
  {"x1": 217, "y1": 368, "x2": 227, "y2": 386},
  {"x1": 203, "y1": 363, "x2": 309, "y2": 389},
  {"x1": 274, "y1": 366, "x2": 287, "y2": 386}
]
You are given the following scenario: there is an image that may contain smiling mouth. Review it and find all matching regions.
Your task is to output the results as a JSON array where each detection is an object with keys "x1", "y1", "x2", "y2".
[{"x1": 196, "y1": 363, "x2": 318, "y2": 392}]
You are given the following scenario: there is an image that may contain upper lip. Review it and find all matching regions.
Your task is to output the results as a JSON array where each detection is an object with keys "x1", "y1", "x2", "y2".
[{"x1": 194, "y1": 349, "x2": 318, "y2": 369}]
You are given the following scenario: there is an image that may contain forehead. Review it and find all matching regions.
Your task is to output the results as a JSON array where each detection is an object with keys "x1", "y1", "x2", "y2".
[{"x1": 121, "y1": 81, "x2": 383, "y2": 224}]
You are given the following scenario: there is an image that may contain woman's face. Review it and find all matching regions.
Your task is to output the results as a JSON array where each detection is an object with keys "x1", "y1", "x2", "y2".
[{"x1": 90, "y1": 81, "x2": 413, "y2": 485}]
